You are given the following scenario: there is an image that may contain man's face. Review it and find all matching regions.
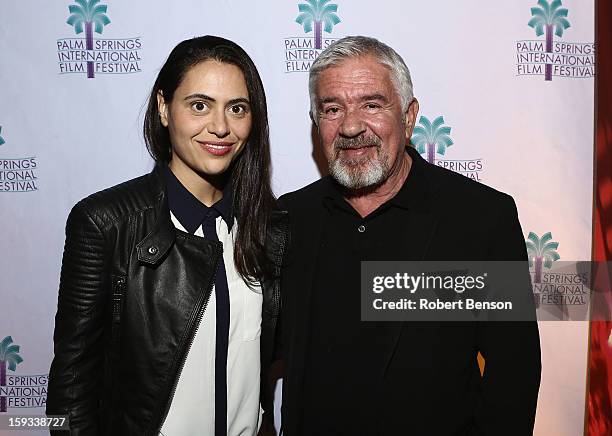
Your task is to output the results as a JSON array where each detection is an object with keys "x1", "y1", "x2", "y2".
[{"x1": 315, "y1": 55, "x2": 417, "y2": 190}]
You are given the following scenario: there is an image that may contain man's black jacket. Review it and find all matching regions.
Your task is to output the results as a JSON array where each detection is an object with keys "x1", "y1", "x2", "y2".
[
  {"x1": 277, "y1": 146, "x2": 541, "y2": 436},
  {"x1": 46, "y1": 164, "x2": 288, "y2": 435}
]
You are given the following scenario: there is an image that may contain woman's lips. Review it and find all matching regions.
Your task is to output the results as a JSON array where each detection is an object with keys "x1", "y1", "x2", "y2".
[{"x1": 197, "y1": 141, "x2": 234, "y2": 156}]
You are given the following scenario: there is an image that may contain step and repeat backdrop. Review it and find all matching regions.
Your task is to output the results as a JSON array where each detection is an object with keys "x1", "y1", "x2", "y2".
[{"x1": 0, "y1": 0, "x2": 596, "y2": 434}]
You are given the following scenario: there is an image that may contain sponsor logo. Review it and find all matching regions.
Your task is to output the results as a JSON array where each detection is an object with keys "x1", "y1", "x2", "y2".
[
  {"x1": 526, "y1": 232, "x2": 588, "y2": 307},
  {"x1": 284, "y1": 0, "x2": 342, "y2": 73},
  {"x1": 526, "y1": 231, "x2": 560, "y2": 284},
  {"x1": 516, "y1": 0, "x2": 594, "y2": 80},
  {"x1": 411, "y1": 115, "x2": 484, "y2": 181},
  {"x1": 0, "y1": 126, "x2": 39, "y2": 193},
  {"x1": 57, "y1": 0, "x2": 142, "y2": 78},
  {"x1": 0, "y1": 336, "x2": 48, "y2": 412}
]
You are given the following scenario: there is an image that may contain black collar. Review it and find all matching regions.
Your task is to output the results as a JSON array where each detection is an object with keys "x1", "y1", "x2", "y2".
[{"x1": 163, "y1": 165, "x2": 233, "y2": 234}]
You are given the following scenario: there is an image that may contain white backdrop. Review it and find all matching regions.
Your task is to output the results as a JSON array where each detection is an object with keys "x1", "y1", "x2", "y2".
[{"x1": 0, "y1": 1, "x2": 594, "y2": 435}]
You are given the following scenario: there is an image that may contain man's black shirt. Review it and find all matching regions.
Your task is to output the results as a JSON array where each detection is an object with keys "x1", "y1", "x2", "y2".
[{"x1": 302, "y1": 157, "x2": 428, "y2": 435}]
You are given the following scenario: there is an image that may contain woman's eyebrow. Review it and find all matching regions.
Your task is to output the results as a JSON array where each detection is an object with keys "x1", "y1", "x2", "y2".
[
  {"x1": 227, "y1": 97, "x2": 250, "y2": 106},
  {"x1": 183, "y1": 94, "x2": 250, "y2": 106},
  {"x1": 184, "y1": 93, "x2": 215, "y2": 101}
]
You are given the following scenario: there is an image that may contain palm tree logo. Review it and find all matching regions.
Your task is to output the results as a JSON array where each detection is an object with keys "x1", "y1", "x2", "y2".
[
  {"x1": 0, "y1": 336, "x2": 24, "y2": 413},
  {"x1": 411, "y1": 115, "x2": 453, "y2": 164},
  {"x1": 526, "y1": 232, "x2": 560, "y2": 283},
  {"x1": 296, "y1": 0, "x2": 341, "y2": 50},
  {"x1": 0, "y1": 126, "x2": 5, "y2": 147},
  {"x1": 66, "y1": 0, "x2": 111, "y2": 79},
  {"x1": 528, "y1": 0, "x2": 570, "y2": 81}
]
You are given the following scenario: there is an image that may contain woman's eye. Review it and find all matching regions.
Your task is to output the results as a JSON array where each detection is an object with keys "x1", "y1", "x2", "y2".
[{"x1": 229, "y1": 105, "x2": 248, "y2": 115}]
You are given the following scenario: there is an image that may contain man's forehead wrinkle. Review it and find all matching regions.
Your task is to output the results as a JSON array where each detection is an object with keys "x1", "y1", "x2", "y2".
[
  {"x1": 323, "y1": 68, "x2": 384, "y2": 86},
  {"x1": 316, "y1": 64, "x2": 396, "y2": 106},
  {"x1": 317, "y1": 85, "x2": 393, "y2": 107},
  {"x1": 319, "y1": 91, "x2": 388, "y2": 104}
]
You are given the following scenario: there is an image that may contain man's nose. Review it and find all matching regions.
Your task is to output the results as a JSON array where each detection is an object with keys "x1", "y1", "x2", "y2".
[
  {"x1": 339, "y1": 108, "x2": 366, "y2": 138},
  {"x1": 206, "y1": 109, "x2": 230, "y2": 137}
]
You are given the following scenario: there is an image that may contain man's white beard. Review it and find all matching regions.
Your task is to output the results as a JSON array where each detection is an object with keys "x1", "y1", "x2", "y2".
[{"x1": 329, "y1": 147, "x2": 390, "y2": 190}]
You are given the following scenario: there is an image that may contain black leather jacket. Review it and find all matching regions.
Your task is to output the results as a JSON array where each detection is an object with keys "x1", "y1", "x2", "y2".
[{"x1": 46, "y1": 164, "x2": 288, "y2": 435}]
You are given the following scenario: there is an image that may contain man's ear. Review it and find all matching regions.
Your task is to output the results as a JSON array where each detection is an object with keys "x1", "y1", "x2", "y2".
[
  {"x1": 157, "y1": 91, "x2": 169, "y2": 127},
  {"x1": 404, "y1": 98, "x2": 419, "y2": 140},
  {"x1": 310, "y1": 110, "x2": 318, "y2": 130}
]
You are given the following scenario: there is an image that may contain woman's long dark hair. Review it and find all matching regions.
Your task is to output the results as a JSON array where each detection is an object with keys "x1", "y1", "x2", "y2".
[{"x1": 143, "y1": 35, "x2": 276, "y2": 284}]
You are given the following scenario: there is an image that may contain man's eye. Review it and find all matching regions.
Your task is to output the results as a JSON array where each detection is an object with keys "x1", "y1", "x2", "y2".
[
  {"x1": 192, "y1": 101, "x2": 207, "y2": 112},
  {"x1": 365, "y1": 103, "x2": 381, "y2": 110},
  {"x1": 325, "y1": 107, "x2": 339, "y2": 114}
]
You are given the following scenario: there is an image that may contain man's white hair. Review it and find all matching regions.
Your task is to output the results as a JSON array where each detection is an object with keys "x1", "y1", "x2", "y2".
[{"x1": 308, "y1": 36, "x2": 414, "y2": 124}]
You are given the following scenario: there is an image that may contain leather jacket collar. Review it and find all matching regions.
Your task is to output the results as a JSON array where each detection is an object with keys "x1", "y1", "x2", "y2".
[{"x1": 137, "y1": 163, "x2": 177, "y2": 266}]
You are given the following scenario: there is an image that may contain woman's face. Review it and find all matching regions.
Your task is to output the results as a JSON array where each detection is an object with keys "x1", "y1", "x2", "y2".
[{"x1": 158, "y1": 60, "x2": 252, "y2": 181}]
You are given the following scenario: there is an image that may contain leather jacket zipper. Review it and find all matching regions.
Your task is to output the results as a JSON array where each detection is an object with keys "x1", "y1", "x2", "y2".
[
  {"x1": 111, "y1": 276, "x2": 126, "y2": 344},
  {"x1": 151, "y1": 242, "x2": 222, "y2": 434},
  {"x1": 112, "y1": 276, "x2": 125, "y2": 321}
]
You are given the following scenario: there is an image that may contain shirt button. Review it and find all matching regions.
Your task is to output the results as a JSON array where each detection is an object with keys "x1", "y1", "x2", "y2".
[
  {"x1": 357, "y1": 225, "x2": 366, "y2": 233},
  {"x1": 148, "y1": 246, "x2": 158, "y2": 255}
]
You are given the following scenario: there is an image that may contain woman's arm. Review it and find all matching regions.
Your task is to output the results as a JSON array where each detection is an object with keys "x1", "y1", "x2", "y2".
[{"x1": 46, "y1": 201, "x2": 109, "y2": 435}]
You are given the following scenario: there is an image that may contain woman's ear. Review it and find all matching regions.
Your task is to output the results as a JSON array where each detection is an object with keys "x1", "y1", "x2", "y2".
[{"x1": 157, "y1": 91, "x2": 169, "y2": 127}]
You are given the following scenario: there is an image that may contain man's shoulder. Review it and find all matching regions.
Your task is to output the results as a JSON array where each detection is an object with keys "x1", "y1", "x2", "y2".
[
  {"x1": 276, "y1": 163, "x2": 517, "y2": 216},
  {"x1": 277, "y1": 176, "x2": 333, "y2": 212},
  {"x1": 424, "y1": 161, "x2": 515, "y2": 209},
  {"x1": 71, "y1": 170, "x2": 158, "y2": 230}
]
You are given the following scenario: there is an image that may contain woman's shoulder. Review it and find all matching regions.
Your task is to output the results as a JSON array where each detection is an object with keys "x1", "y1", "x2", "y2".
[{"x1": 70, "y1": 169, "x2": 161, "y2": 230}]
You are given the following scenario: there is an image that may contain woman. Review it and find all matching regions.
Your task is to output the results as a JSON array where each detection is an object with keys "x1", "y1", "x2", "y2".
[{"x1": 46, "y1": 36, "x2": 287, "y2": 436}]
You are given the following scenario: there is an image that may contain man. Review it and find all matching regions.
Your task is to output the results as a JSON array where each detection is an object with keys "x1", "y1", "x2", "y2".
[{"x1": 277, "y1": 36, "x2": 541, "y2": 435}]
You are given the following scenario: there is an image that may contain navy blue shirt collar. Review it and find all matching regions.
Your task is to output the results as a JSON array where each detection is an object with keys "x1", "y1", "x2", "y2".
[{"x1": 163, "y1": 165, "x2": 234, "y2": 234}]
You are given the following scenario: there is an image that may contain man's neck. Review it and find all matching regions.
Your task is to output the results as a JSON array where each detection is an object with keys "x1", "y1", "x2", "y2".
[{"x1": 344, "y1": 152, "x2": 412, "y2": 218}]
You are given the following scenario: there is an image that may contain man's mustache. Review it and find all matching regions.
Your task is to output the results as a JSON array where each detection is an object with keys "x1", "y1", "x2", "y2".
[{"x1": 334, "y1": 135, "x2": 382, "y2": 150}]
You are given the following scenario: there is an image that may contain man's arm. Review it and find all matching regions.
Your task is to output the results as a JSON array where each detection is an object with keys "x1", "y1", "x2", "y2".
[{"x1": 474, "y1": 195, "x2": 541, "y2": 435}]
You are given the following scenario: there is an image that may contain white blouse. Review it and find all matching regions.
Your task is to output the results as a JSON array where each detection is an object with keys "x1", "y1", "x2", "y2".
[{"x1": 160, "y1": 213, "x2": 263, "y2": 436}]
